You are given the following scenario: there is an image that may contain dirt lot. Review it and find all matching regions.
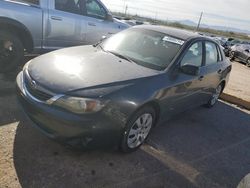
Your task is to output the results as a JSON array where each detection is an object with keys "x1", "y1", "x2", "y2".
[
  {"x1": 223, "y1": 61, "x2": 250, "y2": 107},
  {"x1": 0, "y1": 60, "x2": 250, "y2": 188}
]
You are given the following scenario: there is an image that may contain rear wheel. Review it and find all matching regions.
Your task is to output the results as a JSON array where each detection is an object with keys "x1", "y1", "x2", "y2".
[
  {"x1": 246, "y1": 58, "x2": 250, "y2": 67},
  {"x1": 120, "y1": 106, "x2": 156, "y2": 153},
  {"x1": 229, "y1": 51, "x2": 235, "y2": 61},
  {"x1": 205, "y1": 84, "x2": 223, "y2": 108},
  {"x1": 0, "y1": 31, "x2": 24, "y2": 73}
]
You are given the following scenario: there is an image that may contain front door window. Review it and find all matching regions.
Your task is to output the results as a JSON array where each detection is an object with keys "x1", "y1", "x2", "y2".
[{"x1": 181, "y1": 42, "x2": 203, "y2": 67}]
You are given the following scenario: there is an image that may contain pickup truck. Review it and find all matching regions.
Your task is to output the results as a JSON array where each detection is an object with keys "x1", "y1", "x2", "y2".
[{"x1": 0, "y1": 0, "x2": 129, "y2": 72}]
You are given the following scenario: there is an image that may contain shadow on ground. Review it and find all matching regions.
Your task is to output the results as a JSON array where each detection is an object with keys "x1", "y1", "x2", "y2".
[
  {"x1": 0, "y1": 95, "x2": 21, "y2": 126},
  {"x1": 0, "y1": 56, "x2": 32, "y2": 98},
  {"x1": 0, "y1": 56, "x2": 34, "y2": 125},
  {"x1": 11, "y1": 101, "x2": 250, "y2": 188}
]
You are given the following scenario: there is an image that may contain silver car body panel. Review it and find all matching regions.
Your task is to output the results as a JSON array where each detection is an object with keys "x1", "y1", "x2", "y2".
[{"x1": 0, "y1": 0, "x2": 129, "y2": 53}]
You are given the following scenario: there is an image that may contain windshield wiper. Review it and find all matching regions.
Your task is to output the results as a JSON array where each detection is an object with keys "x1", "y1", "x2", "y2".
[
  {"x1": 108, "y1": 51, "x2": 133, "y2": 63},
  {"x1": 93, "y1": 43, "x2": 109, "y2": 54}
]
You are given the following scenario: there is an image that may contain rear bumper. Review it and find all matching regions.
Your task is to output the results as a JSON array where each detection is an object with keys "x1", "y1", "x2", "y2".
[{"x1": 16, "y1": 72, "x2": 124, "y2": 149}]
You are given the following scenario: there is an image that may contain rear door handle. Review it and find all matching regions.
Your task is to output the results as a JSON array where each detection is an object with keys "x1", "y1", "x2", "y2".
[
  {"x1": 217, "y1": 69, "x2": 223, "y2": 74},
  {"x1": 51, "y1": 16, "x2": 62, "y2": 21},
  {"x1": 88, "y1": 22, "x2": 96, "y2": 26},
  {"x1": 199, "y1": 75, "x2": 204, "y2": 81}
]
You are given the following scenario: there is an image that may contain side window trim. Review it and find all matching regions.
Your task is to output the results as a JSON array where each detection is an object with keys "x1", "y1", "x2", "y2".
[
  {"x1": 13, "y1": 0, "x2": 39, "y2": 5},
  {"x1": 202, "y1": 41, "x2": 206, "y2": 66},
  {"x1": 216, "y1": 44, "x2": 223, "y2": 62},
  {"x1": 215, "y1": 43, "x2": 220, "y2": 62}
]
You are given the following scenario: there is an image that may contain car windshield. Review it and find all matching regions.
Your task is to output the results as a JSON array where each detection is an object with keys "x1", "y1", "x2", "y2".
[{"x1": 101, "y1": 28, "x2": 184, "y2": 70}]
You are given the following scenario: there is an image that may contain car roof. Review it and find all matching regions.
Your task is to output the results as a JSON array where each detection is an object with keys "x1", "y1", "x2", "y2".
[{"x1": 133, "y1": 25, "x2": 200, "y2": 40}]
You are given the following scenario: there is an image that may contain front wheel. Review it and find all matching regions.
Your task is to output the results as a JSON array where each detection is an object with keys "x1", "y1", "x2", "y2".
[
  {"x1": 0, "y1": 31, "x2": 24, "y2": 73},
  {"x1": 120, "y1": 106, "x2": 156, "y2": 153},
  {"x1": 205, "y1": 84, "x2": 223, "y2": 108}
]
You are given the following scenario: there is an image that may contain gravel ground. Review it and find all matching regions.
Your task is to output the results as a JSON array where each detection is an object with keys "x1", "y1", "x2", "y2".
[{"x1": 223, "y1": 61, "x2": 250, "y2": 102}]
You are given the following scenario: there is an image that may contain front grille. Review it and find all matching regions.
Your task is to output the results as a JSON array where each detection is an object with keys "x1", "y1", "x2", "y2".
[{"x1": 24, "y1": 73, "x2": 53, "y2": 102}]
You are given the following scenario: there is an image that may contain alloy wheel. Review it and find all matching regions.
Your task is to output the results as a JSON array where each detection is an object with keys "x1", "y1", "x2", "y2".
[
  {"x1": 127, "y1": 113, "x2": 153, "y2": 149},
  {"x1": 246, "y1": 59, "x2": 250, "y2": 67},
  {"x1": 210, "y1": 85, "x2": 222, "y2": 106}
]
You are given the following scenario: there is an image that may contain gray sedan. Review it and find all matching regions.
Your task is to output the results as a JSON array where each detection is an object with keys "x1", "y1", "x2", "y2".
[{"x1": 16, "y1": 25, "x2": 232, "y2": 152}]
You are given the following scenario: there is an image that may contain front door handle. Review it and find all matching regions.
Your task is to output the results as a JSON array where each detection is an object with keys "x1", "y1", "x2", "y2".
[
  {"x1": 88, "y1": 22, "x2": 96, "y2": 26},
  {"x1": 51, "y1": 16, "x2": 62, "y2": 21},
  {"x1": 199, "y1": 75, "x2": 204, "y2": 81}
]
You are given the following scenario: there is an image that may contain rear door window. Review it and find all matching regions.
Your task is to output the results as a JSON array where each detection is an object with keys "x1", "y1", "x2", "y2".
[
  {"x1": 205, "y1": 42, "x2": 219, "y2": 65},
  {"x1": 216, "y1": 45, "x2": 223, "y2": 61}
]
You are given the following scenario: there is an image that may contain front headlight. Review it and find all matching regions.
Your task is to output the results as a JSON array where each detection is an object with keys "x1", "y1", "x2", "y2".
[{"x1": 53, "y1": 96, "x2": 105, "y2": 114}]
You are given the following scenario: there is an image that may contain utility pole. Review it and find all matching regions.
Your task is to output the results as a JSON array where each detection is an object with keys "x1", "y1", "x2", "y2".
[
  {"x1": 196, "y1": 11, "x2": 203, "y2": 31},
  {"x1": 124, "y1": 5, "x2": 128, "y2": 17},
  {"x1": 155, "y1": 12, "x2": 158, "y2": 23},
  {"x1": 123, "y1": 0, "x2": 126, "y2": 11}
]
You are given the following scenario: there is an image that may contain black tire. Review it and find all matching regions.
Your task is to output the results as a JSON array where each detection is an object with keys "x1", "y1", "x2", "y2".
[
  {"x1": 229, "y1": 51, "x2": 235, "y2": 61},
  {"x1": 205, "y1": 84, "x2": 223, "y2": 108},
  {"x1": 246, "y1": 58, "x2": 250, "y2": 68},
  {"x1": 120, "y1": 106, "x2": 156, "y2": 153},
  {"x1": 0, "y1": 31, "x2": 24, "y2": 73}
]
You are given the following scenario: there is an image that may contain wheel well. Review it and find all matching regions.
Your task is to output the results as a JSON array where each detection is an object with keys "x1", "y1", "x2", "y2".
[
  {"x1": 139, "y1": 101, "x2": 161, "y2": 126},
  {"x1": 0, "y1": 19, "x2": 34, "y2": 52},
  {"x1": 220, "y1": 80, "x2": 226, "y2": 92}
]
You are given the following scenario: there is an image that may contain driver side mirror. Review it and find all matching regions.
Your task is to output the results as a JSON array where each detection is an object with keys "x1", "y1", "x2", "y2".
[
  {"x1": 245, "y1": 49, "x2": 250, "y2": 53},
  {"x1": 106, "y1": 13, "x2": 113, "y2": 22},
  {"x1": 180, "y1": 64, "x2": 200, "y2": 76}
]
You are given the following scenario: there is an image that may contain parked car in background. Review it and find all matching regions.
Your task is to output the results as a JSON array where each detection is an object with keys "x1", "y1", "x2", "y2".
[
  {"x1": 209, "y1": 37, "x2": 225, "y2": 51},
  {"x1": 229, "y1": 44, "x2": 250, "y2": 67},
  {"x1": 114, "y1": 16, "x2": 146, "y2": 26},
  {"x1": 223, "y1": 39, "x2": 241, "y2": 56},
  {"x1": 17, "y1": 25, "x2": 232, "y2": 152},
  {"x1": 121, "y1": 19, "x2": 144, "y2": 26},
  {"x1": 0, "y1": 0, "x2": 129, "y2": 72},
  {"x1": 241, "y1": 41, "x2": 250, "y2": 45},
  {"x1": 212, "y1": 37, "x2": 227, "y2": 46}
]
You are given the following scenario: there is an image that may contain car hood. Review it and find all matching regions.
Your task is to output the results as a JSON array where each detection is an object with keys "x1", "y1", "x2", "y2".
[
  {"x1": 113, "y1": 18, "x2": 130, "y2": 29},
  {"x1": 27, "y1": 46, "x2": 159, "y2": 94}
]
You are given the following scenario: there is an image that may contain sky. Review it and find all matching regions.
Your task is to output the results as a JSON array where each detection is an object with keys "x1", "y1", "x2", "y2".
[{"x1": 102, "y1": 0, "x2": 250, "y2": 31}]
